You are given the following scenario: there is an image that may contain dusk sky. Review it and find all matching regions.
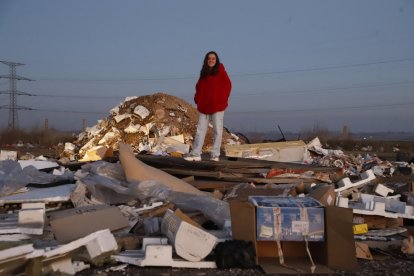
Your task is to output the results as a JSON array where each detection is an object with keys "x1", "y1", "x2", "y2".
[{"x1": 1, "y1": 0, "x2": 413, "y2": 134}]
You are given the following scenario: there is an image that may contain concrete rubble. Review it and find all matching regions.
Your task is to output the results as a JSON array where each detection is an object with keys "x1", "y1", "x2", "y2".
[{"x1": 0, "y1": 94, "x2": 413, "y2": 274}]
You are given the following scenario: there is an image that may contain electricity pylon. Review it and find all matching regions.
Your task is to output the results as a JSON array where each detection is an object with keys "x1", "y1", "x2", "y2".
[{"x1": 0, "y1": 61, "x2": 33, "y2": 129}]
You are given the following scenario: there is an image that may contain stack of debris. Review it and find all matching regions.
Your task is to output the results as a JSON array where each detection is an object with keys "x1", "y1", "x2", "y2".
[
  {"x1": 67, "y1": 93, "x2": 243, "y2": 162},
  {"x1": 1, "y1": 135, "x2": 413, "y2": 274},
  {"x1": 0, "y1": 93, "x2": 413, "y2": 274}
]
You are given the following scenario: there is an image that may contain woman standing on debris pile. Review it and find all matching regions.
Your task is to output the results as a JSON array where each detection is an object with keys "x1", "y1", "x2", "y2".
[{"x1": 184, "y1": 51, "x2": 232, "y2": 162}]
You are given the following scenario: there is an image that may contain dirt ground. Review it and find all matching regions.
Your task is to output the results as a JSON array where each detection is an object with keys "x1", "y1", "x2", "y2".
[{"x1": 78, "y1": 253, "x2": 414, "y2": 276}]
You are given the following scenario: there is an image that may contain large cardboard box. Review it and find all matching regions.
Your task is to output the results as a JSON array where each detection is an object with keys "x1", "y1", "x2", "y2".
[
  {"x1": 48, "y1": 205, "x2": 129, "y2": 243},
  {"x1": 250, "y1": 196, "x2": 324, "y2": 242},
  {"x1": 230, "y1": 194, "x2": 357, "y2": 274}
]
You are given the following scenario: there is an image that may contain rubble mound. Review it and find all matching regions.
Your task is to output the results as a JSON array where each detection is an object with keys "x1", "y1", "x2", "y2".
[{"x1": 74, "y1": 93, "x2": 241, "y2": 158}]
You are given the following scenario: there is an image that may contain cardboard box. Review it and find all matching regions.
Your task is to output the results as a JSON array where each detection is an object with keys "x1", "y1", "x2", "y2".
[
  {"x1": 48, "y1": 205, "x2": 129, "y2": 243},
  {"x1": 249, "y1": 196, "x2": 324, "y2": 242},
  {"x1": 230, "y1": 194, "x2": 357, "y2": 274},
  {"x1": 308, "y1": 185, "x2": 336, "y2": 207}
]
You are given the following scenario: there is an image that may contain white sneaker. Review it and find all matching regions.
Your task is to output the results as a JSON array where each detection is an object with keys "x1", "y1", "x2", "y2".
[
  {"x1": 210, "y1": 156, "x2": 219, "y2": 162},
  {"x1": 184, "y1": 155, "x2": 201, "y2": 161}
]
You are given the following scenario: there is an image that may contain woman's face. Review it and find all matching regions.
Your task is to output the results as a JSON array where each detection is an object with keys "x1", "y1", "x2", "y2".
[{"x1": 207, "y1": 53, "x2": 217, "y2": 68}]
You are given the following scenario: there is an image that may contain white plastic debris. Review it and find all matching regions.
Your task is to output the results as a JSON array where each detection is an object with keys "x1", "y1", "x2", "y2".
[
  {"x1": 134, "y1": 105, "x2": 150, "y2": 119},
  {"x1": 113, "y1": 114, "x2": 131, "y2": 123},
  {"x1": 124, "y1": 124, "x2": 142, "y2": 134}
]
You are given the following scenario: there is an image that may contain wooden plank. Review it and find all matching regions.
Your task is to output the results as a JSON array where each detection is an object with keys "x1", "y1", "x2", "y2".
[
  {"x1": 219, "y1": 177, "x2": 319, "y2": 184},
  {"x1": 186, "y1": 180, "x2": 239, "y2": 191},
  {"x1": 162, "y1": 168, "x2": 244, "y2": 179},
  {"x1": 136, "y1": 154, "x2": 341, "y2": 174}
]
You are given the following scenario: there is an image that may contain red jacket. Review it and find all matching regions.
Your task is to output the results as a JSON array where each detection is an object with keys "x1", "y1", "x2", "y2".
[{"x1": 194, "y1": 63, "x2": 232, "y2": 114}]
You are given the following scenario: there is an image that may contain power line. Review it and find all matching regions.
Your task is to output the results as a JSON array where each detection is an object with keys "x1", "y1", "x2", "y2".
[
  {"x1": 32, "y1": 56, "x2": 414, "y2": 81},
  {"x1": 1, "y1": 101, "x2": 411, "y2": 116},
  {"x1": 0, "y1": 106, "x2": 107, "y2": 115},
  {"x1": 231, "y1": 57, "x2": 414, "y2": 77},
  {"x1": 228, "y1": 102, "x2": 414, "y2": 114},
  {"x1": 31, "y1": 108, "x2": 107, "y2": 115},
  {"x1": 27, "y1": 93, "x2": 122, "y2": 99},
  {"x1": 17, "y1": 79, "x2": 414, "y2": 99},
  {"x1": 235, "y1": 80, "x2": 414, "y2": 96}
]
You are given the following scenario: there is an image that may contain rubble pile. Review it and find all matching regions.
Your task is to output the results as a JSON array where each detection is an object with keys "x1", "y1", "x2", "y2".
[
  {"x1": 71, "y1": 93, "x2": 242, "y2": 161},
  {"x1": 308, "y1": 142, "x2": 396, "y2": 177},
  {"x1": 0, "y1": 132, "x2": 413, "y2": 274}
]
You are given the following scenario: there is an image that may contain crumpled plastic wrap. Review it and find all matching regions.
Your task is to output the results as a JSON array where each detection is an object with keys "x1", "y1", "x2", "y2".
[
  {"x1": 128, "y1": 179, "x2": 230, "y2": 228},
  {"x1": 75, "y1": 161, "x2": 230, "y2": 228},
  {"x1": 0, "y1": 160, "x2": 75, "y2": 197}
]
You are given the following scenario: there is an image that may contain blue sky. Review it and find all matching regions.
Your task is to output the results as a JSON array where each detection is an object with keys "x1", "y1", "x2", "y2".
[{"x1": 1, "y1": 0, "x2": 413, "y2": 134}]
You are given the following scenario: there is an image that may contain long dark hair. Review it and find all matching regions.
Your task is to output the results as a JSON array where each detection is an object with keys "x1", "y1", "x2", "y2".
[{"x1": 200, "y1": 51, "x2": 220, "y2": 78}]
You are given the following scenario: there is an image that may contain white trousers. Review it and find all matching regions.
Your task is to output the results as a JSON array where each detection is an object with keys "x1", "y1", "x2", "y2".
[{"x1": 190, "y1": 111, "x2": 224, "y2": 157}]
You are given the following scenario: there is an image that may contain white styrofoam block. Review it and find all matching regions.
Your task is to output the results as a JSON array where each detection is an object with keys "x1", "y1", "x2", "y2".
[
  {"x1": 142, "y1": 237, "x2": 168, "y2": 248},
  {"x1": 43, "y1": 229, "x2": 117, "y2": 259},
  {"x1": 336, "y1": 197, "x2": 349, "y2": 208},
  {"x1": 112, "y1": 245, "x2": 216, "y2": 268},
  {"x1": 18, "y1": 203, "x2": 45, "y2": 235},
  {"x1": 335, "y1": 169, "x2": 376, "y2": 193},
  {"x1": 375, "y1": 184, "x2": 394, "y2": 197},
  {"x1": 84, "y1": 230, "x2": 118, "y2": 259},
  {"x1": 45, "y1": 256, "x2": 75, "y2": 275},
  {"x1": 73, "y1": 261, "x2": 90, "y2": 273},
  {"x1": 0, "y1": 244, "x2": 34, "y2": 261},
  {"x1": 0, "y1": 234, "x2": 31, "y2": 242},
  {"x1": 18, "y1": 160, "x2": 59, "y2": 170},
  {"x1": 336, "y1": 195, "x2": 414, "y2": 219}
]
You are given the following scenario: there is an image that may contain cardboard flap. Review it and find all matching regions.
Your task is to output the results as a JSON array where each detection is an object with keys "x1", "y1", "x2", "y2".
[
  {"x1": 49, "y1": 205, "x2": 129, "y2": 243},
  {"x1": 324, "y1": 206, "x2": 358, "y2": 271}
]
